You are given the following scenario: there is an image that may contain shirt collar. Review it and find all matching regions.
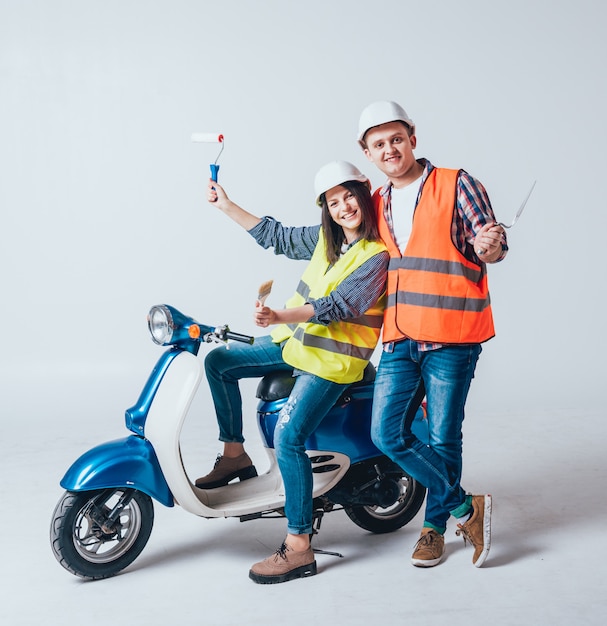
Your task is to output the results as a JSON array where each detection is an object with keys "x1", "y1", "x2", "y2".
[{"x1": 379, "y1": 158, "x2": 434, "y2": 198}]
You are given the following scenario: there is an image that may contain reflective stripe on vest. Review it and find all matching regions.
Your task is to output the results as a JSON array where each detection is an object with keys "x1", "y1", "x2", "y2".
[
  {"x1": 271, "y1": 231, "x2": 386, "y2": 383},
  {"x1": 291, "y1": 326, "x2": 377, "y2": 362},
  {"x1": 377, "y1": 167, "x2": 495, "y2": 344}
]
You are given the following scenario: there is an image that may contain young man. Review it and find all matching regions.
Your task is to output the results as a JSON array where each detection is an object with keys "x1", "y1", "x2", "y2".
[{"x1": 358, "y1": 101, "x2": 507, "y2": 568}]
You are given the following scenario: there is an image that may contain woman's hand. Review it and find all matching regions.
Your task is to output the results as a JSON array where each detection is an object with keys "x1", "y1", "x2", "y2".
[
  {"x1": 254, "y1": 301, "x2": 277, "y2": 328},
  {"x1": 254, "y1": 302, "x2": 315, "y2": 328},
  {"x1": 207, "y1": 179, "x2": 230, "y2": 208}
]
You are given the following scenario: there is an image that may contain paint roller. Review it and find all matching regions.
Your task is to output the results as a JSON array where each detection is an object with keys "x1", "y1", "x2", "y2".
[{"x1": 191, "y1": 132, "x2": 224, "y2": 182}]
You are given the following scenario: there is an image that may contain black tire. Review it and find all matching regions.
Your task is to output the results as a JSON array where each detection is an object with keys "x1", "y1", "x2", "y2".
[
  {"x1": 344, "y1": 474, "x2": 426, "y2": 533},
  {"x1": 50, "y1": 488, "x2": 154, "y2": 580}
]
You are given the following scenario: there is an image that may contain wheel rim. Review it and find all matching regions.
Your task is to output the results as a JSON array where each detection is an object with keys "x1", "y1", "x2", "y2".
[
  {"x1": 362, "y1": 476, "x2": 416, "y2": 520},
  {"x1": 72, "y1": 490, "x2": 143, "y2": 564}
]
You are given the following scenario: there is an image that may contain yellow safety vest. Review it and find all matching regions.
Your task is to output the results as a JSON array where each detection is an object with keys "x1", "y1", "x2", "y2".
[{"x1": 271, "y1": 231, "x2": 386, "y2": 383}]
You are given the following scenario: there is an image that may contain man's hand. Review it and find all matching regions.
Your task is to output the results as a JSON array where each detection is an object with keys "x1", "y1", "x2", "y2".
[{"x1": 474, "y1": 223, "x2": 505, "y2": 262}]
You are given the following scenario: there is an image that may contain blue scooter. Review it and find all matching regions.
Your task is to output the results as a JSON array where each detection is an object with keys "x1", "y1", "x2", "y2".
[{"x1": 50, "y1": 304, "x2": 427, "y2": 580}]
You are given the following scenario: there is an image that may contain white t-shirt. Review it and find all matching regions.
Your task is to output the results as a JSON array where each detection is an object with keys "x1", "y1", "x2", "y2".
[{"x1": 390, "y1": 178, "x2": 422, "y2": 253}]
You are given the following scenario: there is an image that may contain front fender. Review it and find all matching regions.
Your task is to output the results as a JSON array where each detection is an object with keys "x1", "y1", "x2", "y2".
[{"x1": 60, "y1": 436, "x2": 174, "y2": 507}]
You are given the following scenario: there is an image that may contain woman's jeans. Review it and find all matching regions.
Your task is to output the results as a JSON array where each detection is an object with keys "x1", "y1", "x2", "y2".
[
  {"x1": 204, "y1": 336, "x2": 292, "y2": 444},
  {"x1": 370, "y1": 339, "x2": 482, "y2": 533},
  {"x1": 204, "y1": 335, "x2": 347, "y2": 535}
]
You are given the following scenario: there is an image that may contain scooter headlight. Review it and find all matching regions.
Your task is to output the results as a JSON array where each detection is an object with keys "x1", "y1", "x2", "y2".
[{"x1": 148, "y1": 305, "x2": 174, "y2": 345}]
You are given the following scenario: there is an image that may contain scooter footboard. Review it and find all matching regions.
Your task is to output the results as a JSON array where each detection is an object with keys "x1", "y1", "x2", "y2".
[{"x1": 60, "y1": 436, "x2": 174, "y2": 507}]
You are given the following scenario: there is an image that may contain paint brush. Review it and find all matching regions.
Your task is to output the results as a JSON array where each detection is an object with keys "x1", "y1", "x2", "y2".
[{"x1": 257, "y1": 280, "x2": 273, "y2": 306}]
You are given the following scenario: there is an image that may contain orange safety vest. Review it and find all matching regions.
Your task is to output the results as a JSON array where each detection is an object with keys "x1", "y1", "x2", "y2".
[{"x1": 376, "y1": 167, "x2": 495, "y2": 344}]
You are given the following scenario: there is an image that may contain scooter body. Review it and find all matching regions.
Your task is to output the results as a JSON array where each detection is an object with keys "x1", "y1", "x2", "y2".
[{"x1": 51, "y1": 305, "x2": 427, "y2": 580}]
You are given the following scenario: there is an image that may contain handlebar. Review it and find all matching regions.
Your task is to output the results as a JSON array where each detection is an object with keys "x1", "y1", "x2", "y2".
[
  {"x1": 148, "y1": 305, "x2": 255, "y2": 348},
  {"x1": 225, "y1": 330, "x2": 255, "y2": 344},
  {"x1": 203, "y1": 324, "x2": 254, "y2": 345}
]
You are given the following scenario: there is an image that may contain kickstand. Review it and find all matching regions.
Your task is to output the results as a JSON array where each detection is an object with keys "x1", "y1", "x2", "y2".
[
  {"x1": 310, "y1": 511, "x2": 344, "y2": 559},
  {"x1": 312, "y1": 547, "x2": 344, "y2": 558}
]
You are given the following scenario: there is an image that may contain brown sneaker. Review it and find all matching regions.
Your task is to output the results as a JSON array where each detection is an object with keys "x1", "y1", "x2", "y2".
[
  {"x1": 249, "y1": 543, "x2": 317, "y2": 584},
  {"x1": 411, "y1": 527, "x2": 445, "y2": 567},
  {"x1": 195, "y1": 452, "x2": 257, "y2": 489},
  {"x1": 456, "y1": 494, "x2": 492, "y2": 567}
]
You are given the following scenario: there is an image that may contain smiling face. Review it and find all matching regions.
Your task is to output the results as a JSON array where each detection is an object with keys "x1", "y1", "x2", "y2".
[
  {"x1": 325, "y1": 184, "x2": 363, "y2": 243},
  {"x1": 363, "y1": 121, "x2": 421, "y2": 188}
]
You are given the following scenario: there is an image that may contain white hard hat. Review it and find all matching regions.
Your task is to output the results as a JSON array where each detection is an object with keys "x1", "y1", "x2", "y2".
[
  {"x1": 314, "y1": 160, "x2": 369, "y2": 206},
  {"x1": 357, "y1": 100, "x2": 415, "y2": 144}
]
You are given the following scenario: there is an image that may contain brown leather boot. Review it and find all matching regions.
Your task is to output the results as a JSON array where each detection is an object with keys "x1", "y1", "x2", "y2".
[
  {"x1": 195, "y1": 452, "x2": 257, "y2": 489},
  {"x1": 249, "y1": 543, "x2": 317, "y2": 584}
]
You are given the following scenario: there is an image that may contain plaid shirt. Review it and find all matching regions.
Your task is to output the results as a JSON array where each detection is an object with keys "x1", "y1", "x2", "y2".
[{"x1": 379, "y1": 158, "x2": 507, "y2": 351}]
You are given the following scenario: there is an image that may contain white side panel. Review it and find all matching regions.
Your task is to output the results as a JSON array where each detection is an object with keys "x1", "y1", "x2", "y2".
[
  {"x1": 194, "y1": 450, "x2": 351, "y2": 516},
  {"x1": 145, "y1": 351, "x2": 353, "y2": 517},
  {"x1": 144, "y1": 351, "x2": 210, "y2": 514},
  {"x1": 310, "y1": 452, "x2": 351, "y2": 497}
]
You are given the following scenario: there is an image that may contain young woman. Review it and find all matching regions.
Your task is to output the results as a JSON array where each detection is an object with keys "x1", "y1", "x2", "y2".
[{"x1": 197, "y1": 161, "x2": 388, "y2": 583}]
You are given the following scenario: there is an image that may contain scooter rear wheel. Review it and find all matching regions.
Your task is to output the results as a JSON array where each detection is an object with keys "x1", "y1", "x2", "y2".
[
  {"x1": 50, "y1": 488, "x2": 154, "y2": 580},
  {"x1": 344, "y1": 475, "x2": 426, "y2": 533}
]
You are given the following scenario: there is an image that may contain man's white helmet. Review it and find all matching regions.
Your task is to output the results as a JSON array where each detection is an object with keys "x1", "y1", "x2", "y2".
[
  {"x1": 314, "y1": 160, "x2": 369, "y2": 206},
  {"x1": 357, "y1": 100, "x2": 415, "y2": 145}
]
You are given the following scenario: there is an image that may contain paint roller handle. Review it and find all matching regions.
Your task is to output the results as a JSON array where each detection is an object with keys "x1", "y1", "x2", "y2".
[{"x1": 210, "y1": 163, "x2": 220, "y2": 182}]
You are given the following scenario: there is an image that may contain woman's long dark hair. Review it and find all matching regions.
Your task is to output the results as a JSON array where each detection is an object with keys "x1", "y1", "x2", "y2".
[{"x1": 319, "y1": 180, "x2": 379, "y2": 265}]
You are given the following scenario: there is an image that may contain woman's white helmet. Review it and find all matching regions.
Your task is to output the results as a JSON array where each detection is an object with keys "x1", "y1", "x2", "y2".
[
  {"x1": 357, "y1": 100, "x2": 415, "y2": 145},
  {"x1": 314, "y1": 160, "x2": 370, "y2": 206}
]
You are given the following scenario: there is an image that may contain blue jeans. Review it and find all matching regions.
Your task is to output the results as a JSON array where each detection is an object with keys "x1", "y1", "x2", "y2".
[
  {"x1": 370, "y1": 339, "x2": 482, "y2": 533},
  {"x1": 204, "y1": 336, "x2": 292, "y2": 443},
  {"x1": 204, "y1": 335, "x2": 347, "y2": 535},
  {"x1": 274, "y1": 374, "x2": 346, "y2": 535}
]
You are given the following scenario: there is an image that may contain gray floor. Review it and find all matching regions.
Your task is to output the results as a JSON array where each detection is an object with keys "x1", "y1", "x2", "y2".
[{"x1": 2, "y1": 372, "x2": 605, "y2": 626}]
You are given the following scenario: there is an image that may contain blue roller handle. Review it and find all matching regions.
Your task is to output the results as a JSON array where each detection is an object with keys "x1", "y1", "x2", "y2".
[{"x1": 210, "y1": 163, "x2": 220, "y2": 182}]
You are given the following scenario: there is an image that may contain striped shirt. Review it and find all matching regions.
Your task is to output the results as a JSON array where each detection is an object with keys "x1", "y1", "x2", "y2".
[
  {"x1": 248, "y1": 217, "x2": 389, "y2": 326},
  {"x1": 379, "y1": 158, "x2": 507, "y2": 351}
]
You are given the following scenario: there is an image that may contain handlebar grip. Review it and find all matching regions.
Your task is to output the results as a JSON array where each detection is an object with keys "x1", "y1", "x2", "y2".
[{"x1": 226, "y1": 331, "x2": 254, "y2": 344}]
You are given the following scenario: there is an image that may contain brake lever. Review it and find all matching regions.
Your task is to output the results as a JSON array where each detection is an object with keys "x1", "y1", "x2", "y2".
[{"x1": 202, "y1": 327, "x2": 229, "y2": 345}]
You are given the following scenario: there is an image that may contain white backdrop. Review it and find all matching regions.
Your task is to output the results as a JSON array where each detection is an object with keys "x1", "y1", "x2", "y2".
[{"x1": 1, "y1": 0, "x2": 605, "y2": 415}]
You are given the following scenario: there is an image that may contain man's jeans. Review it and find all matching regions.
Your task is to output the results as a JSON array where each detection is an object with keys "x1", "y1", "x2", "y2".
[
  {"x1": 370, "y1": 339, "x2": 482, "y2": 532},
  {"x1": 204, "y1": 335, "x2": 347, "y2": 535}
]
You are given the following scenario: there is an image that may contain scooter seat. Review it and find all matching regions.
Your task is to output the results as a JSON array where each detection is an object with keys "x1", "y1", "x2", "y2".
[{"x1": 255, "y1": 363, "x2": 376, "y2": 402}]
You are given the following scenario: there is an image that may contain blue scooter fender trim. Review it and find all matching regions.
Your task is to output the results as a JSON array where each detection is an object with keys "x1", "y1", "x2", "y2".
[{"x1": 60, "y1": 436, "x2": 174, "y2": 507}]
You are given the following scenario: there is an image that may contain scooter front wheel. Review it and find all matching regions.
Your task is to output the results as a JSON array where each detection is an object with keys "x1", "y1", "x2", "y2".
[
  {"x1": 344, "y1": 474, "x2": 426, "y2": 534},
  {"x1": 50, "y1": 488, "x2": 154, "y2": 580}
]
